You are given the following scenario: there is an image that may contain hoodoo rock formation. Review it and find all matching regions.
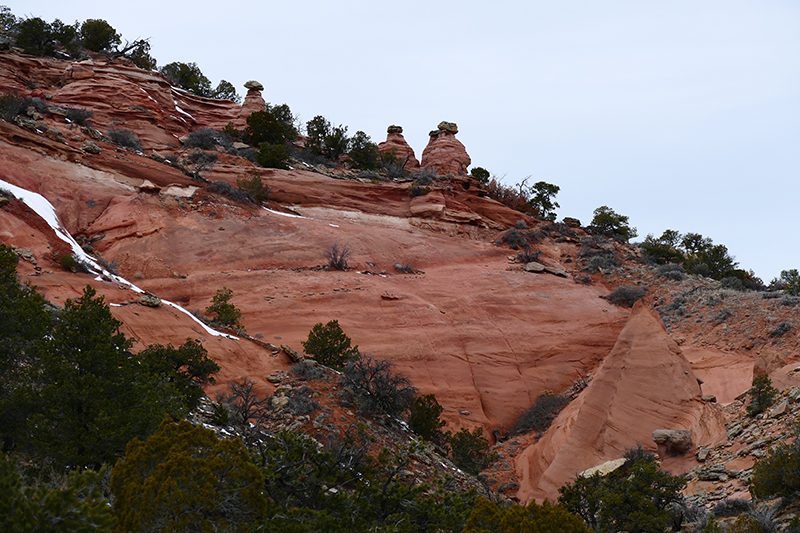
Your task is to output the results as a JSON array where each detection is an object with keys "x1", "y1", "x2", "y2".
[
  {"x1": 515, "y1": 302, "x2": 727, "y2": 503},
  {"x1": 421, "y1": 121, "x2": 471, "y2": 175},
  {"x1": 377, "y1": 125, "x2": 420, "y2": 171},
  {"x1": 235, "y1": 80, "x2": 266, "y2": 129}
]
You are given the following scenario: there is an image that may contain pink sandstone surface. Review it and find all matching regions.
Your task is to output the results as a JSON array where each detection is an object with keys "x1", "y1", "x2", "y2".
[
  {"x1": 515, "y1": 302, "x2": 728, "y2": 503},
  {"x1": 3, "y1": 51, "x2": 792, "y2": 504},
  {"x1": 421, "y1": 125, "x2": 471, "y2": 175}
]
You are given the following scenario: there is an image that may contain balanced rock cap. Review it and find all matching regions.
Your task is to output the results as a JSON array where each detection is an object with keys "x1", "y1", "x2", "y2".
[
  {"x1": 437, "y1": 121, "x2": 458, "y2": 134},
  {"x1": 387, "y1": 125, "x2": 403, "y2": 134},
  {"x1": 244, "y1": 80, "x2": 264, "y2": 91}
]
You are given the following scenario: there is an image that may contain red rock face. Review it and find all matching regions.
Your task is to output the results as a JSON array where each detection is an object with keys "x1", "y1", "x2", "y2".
[
  {"x1": 2, "y1": 50, "x2": 766, "y2": 504},
  {"x1": 514, "y1": 302, "x2": 727, "y2": 503},
  {"x1": 0, "y1": 54, "x2": 246, "y2": 150},
  {"x1": 421, "y1": 131, "x2": 471, "y2": 175},
  {"x1": 377, "y1": 131, "x2": 420, "y2": 171}
]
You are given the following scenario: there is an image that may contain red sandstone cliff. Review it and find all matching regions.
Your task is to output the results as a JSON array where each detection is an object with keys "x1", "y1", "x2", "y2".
[{"x1": 2, "y1": 51, "x2": 798, "y2": 505}]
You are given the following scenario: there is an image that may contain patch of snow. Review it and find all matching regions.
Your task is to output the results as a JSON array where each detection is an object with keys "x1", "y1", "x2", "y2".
[
  {"x1": 161, "y1": 299, "x2": 238, "y2": 340},
  {"x1": 0, "y1": 178, "x2": 236, "y2": 339},
  {"x1": 263, "y1": 207, "x2": 305, "y2": 219},
  {"x1": 329, "y1": 224, "x2": 339, "y2": 228},
  {"x1": 174, "y1": 105, "x2": 194, "y2": 120},
  {"x1": 139, "y1": 87, "x2": 158, "y2": 103}
]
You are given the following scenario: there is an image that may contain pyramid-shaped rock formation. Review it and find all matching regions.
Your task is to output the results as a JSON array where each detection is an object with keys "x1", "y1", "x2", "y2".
[
  {"x1": 377, "y1": 125, "x2": 420, "y2": 172},
  {"x1": 421, "y1": 121, "x2": 471, "y2": 175},
  {"x1": 515, "y1": 302, "x2": 727, "y2": 503}
]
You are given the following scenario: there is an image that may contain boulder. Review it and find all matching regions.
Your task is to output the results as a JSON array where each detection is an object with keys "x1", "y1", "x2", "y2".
[
  {"x1": 377, "y1": 125, "x2": 420, "y2": 172},
  {"x1": 544, "y1": 266, "x2": 568, "y2": 278},
  {"x1": 81, "y1": 140, "x2": 102, "y2": 154},
  {"x1": 580, "y1": 458, "x2": 626, "y2": 478},
  {"x1": 420, "y1": 122, "x2": 471, "y2": 175},
  {"x1": 138, "y1": 294, "x2": 162, "y2": 307},
  {"x1": 524, "y1": 262, "x2": 546, "y2": 273},
  {"x1": 281, "y1": 344, "x2": 304, "y2": 363},
  {"x1": 652, "y1": 429, "x2": 693, "y2": 455},
  {"x1": 244, "y1": 80, "x2": 264, "y2": 91},
  {"x1": 437, "y1": 121, "x2": 458, "y2": 134},
  {"x1": 769, "y1": 399, "x2": 789, "y2": 418}
]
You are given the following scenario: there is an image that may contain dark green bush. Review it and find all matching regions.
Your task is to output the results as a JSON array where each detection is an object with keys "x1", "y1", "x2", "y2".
[
  {"x1": 463, "y1": 497, "x2": 590, "y2": 533},
  {"x1": 528, "y1": 181, "x2": 560, "y2": 221},
  {"x1": 470, "y1": 166, "x2": 490, "y2": 184},
  {"x1": 769, "y1": 321, "x2": 793, "y2": 338},
  {"x1": 137, "y1": 338, "x2": 220, "y2": 411},
  {"x1": 79, "y1": 19, "x2": 120, "y2": 53},
  {"x1": 749, "y1": 427, "x2": 800, "y2": 499},
  {"x1": 15, "y1": 17, "x2": 56, "y2": 56},
  {"x1": 301, "y1": 319, "x2": 358, "y2": 371},
  {"x1": 449, "y1": 427, "x2": 498, "y2": 475},
  {"x1": 746, "y1": 375, "x2": 777, "y2": 416},
  {"x1": 305, "y1": 115, "x2": 349, "y2": 159},
  {"x1": 211, "y1": 79, "x2": 240, "y2": 104},
  {"x1": 0, "y1": 93, "x2": 28, "y2": 121},
  {"x1": 245, "y1": 105, "x2": 296, "y2": 146},
  {"x1": 558, "y1": 458, "x2": 686, "y2": 533},
  {"x1": 58, "y1": 253, "x2": 78, "y2": 272},
  {"x1": 160, "y1": 62, "x2": 212, "y2": 97},
  {"x1": 0, "y1": 453, "x2": 114, "y2": 532},
  {"x1": 107, "y1": 125, "x2": 141, "y2": 150},
  {"x1": 255, "y1": 142, "x2": 289, "y2": 170},
  {"x1": 641, "y1": 229, "x2": 685, "y2": 264},
  {"x1": 111, "y1": 418, "x2": 265, "y2": 532},
  {"x1": 623, "y1": 443, "x2": 658, "y2": 465},
  {"x1": 347, "y1": 130, "x2": 380, "y2": 170},
  {"x1": 204, "y1": 287, "x2": 243, "y2": 330},
  {"x1": 590, "y1": 205, "x2": 637, "y2": 242},
  {"x1": 408, "y1": 393, "x2": 448, "y2": 444},
  {"x1": 124, "y1": 39, "x2": 157, "y2": 70}
]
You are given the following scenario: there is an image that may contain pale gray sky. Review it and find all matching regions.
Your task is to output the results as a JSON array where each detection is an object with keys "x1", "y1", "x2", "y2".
[{"x1": 12, "y1": 1, "x2": 800, "y2": 281}]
